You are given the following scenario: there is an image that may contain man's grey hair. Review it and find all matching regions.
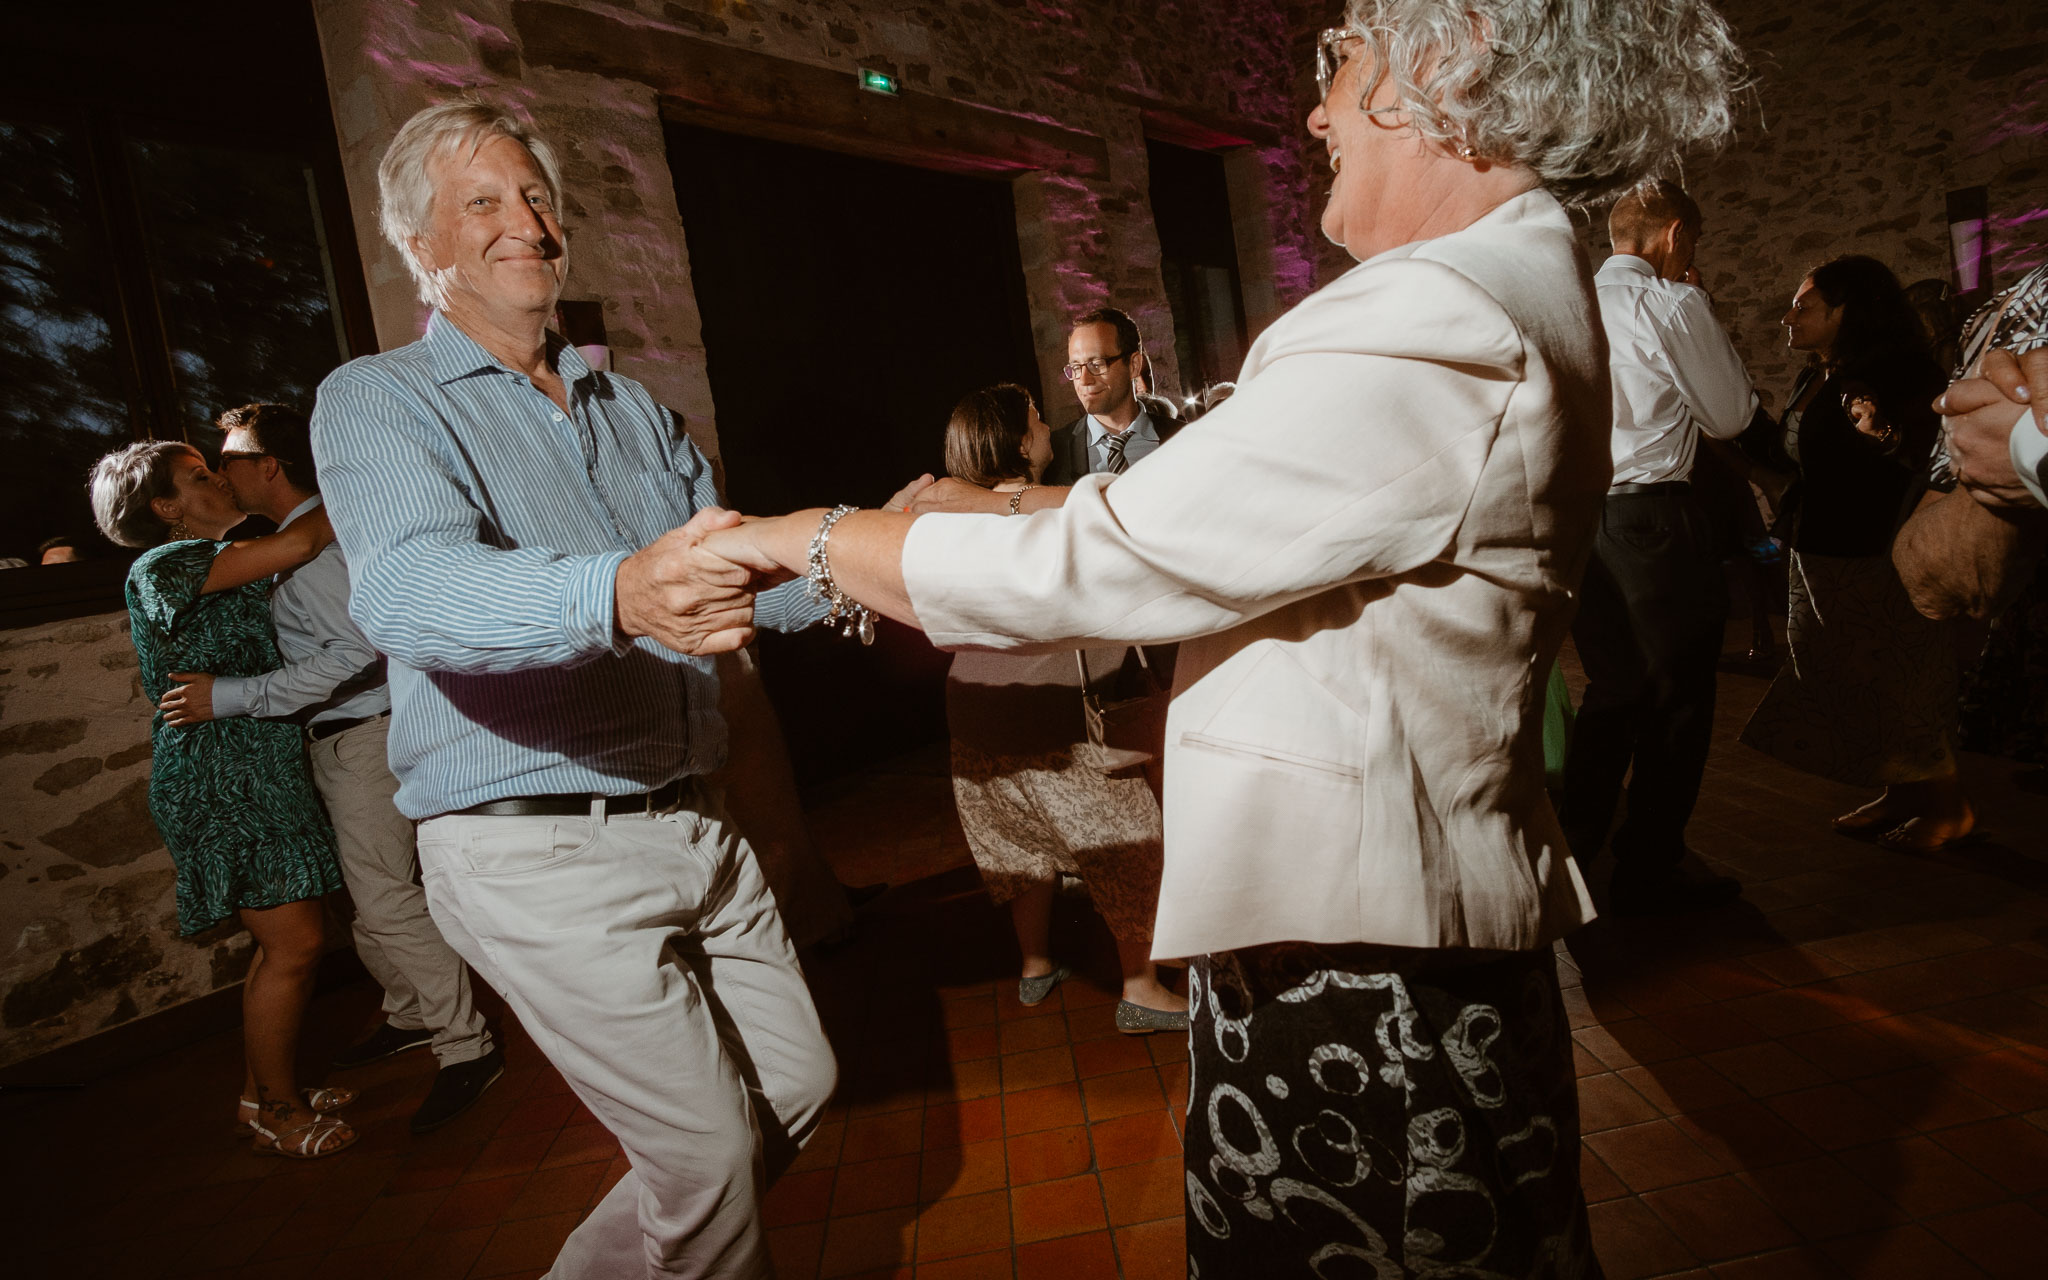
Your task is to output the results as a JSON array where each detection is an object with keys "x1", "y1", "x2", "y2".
[
  {"x1": 1339, "y1": 0, "x2": 1748, "y2": 206},
  {"x1": 377, "y1": 99, "x2": 566, "y2": 309}
]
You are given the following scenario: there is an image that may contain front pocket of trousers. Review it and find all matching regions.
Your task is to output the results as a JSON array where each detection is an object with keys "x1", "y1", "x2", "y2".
[{"x1": 460, "y1": 819, "x2": 599, "y2": 879}]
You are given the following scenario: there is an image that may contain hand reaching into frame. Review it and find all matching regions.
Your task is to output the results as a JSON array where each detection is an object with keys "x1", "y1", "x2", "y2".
[
  {"x1": 1936, "y1": 347, "x2": 2048, "y2": 510},
  {"x1": 613, "y1": 506, "x2": 759, "y2": 655},
  {"x1": 883, "y1": 473, "x2": 936, "y2": 512}
]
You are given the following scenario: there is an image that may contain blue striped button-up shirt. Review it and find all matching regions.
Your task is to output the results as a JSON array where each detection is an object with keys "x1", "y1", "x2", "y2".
[{"x1": 311, "y1": 313, "x2": 823, "y2": 819}]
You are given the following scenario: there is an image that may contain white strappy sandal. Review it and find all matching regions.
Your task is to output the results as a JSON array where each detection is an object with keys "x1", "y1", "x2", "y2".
[
  {"x1": 235, "y1": 1084, "x2": 357, "y2": 1133},
  {"x1": 249, "y1": 1111, "x2": 358, "y2": 1160}
]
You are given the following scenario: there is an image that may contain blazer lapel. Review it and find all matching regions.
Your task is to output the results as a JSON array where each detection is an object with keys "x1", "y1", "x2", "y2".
[{"x1": 1068, "y1": 416, "x2": 1091, "y2": 477}]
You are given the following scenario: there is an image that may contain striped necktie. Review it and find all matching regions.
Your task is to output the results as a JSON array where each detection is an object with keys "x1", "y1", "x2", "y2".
[{"x1": 1102, "y1": 430, "x2": 1131, "y2": 475}]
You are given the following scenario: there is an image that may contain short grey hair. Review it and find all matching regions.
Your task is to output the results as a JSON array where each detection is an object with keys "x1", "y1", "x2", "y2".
[
  {"x1": 89, "y1": 441, "x2": 200, "y2": 549},
  {"x1": 377, "y1": 99, "x2": 566, "y2": 308},
  {"x1": 1340, "y1": 0, "x2": 1747, "y2": 206}
]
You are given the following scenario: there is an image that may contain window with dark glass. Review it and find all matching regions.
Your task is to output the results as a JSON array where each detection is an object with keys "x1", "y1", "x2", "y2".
[{"x1": 0, "y1": 1, "x2": 372, "y2": 606}]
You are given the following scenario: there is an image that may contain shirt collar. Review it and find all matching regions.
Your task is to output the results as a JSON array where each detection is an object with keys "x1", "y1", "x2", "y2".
[
  {"x1": 1087, "y1": 410, "x2": 1156, "y2": 446},
  {"x1": 424, "y1": 311, "x2": 594, "y2": 387},
  {"x1": 278, "y1": 494, "x2": 324, "y2": 531},
  {"x1": 1600, "y1": 254, "x2": 1659, "y2": 280}
]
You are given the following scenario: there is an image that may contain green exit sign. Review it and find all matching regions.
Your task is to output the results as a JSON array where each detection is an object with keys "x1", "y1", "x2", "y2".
[{"x1": 857, "y1": 68, "x2": 899, "y2": 96}]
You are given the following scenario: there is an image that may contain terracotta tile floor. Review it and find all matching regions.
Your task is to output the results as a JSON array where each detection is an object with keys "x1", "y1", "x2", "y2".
[{"x1": 7, "y1": 633, "x2": 2048, "y2": 1278}]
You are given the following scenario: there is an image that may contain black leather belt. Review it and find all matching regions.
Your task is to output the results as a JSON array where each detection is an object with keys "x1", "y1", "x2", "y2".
[
  {"x1": 307, "y1": 710, "x2": 390, "y2": 742},
  {"x1": 449, "y1": 777, "x2": 689, "y2": 819},
  {"x1": 1608, "y1": 481, "x2": 1691, "y2": 497}
]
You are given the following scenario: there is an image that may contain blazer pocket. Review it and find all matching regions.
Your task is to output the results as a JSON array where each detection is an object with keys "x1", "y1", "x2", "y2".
[
  {"x1": 1173, "y1": 732, "x2": 1365, "y2": 899},
  {"x1": 1178, "y1": 733, "x2": 1362, "y2": 781}
]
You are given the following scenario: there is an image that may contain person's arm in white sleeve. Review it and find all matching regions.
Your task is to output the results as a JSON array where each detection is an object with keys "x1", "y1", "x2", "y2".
[
  {"x1": 901, "y1": 258, "x2": 1525, "y2": 649},
  {"x1": 1661, "y1": 287, "x2": 1756, "y2": 439}
]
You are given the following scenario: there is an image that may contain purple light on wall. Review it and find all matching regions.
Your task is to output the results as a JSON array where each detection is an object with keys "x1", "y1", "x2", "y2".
[{"x1": 1947, "y1": 186, "x2": 1988, "y2": 295}]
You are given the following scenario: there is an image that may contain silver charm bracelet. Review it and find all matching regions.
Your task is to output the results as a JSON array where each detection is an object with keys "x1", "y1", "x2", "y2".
[{"x1": 805, "y1": 504, "x2": 876, "y2": 645}]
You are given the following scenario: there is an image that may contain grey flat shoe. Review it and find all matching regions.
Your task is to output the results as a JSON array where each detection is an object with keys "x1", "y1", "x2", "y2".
[
  {"x1": 1115, "y1": 999, "x2": 1190, "y2": 1035},
  {"x1": 1018, "y1": 966, "x2": 1071, "y2": 1007}
]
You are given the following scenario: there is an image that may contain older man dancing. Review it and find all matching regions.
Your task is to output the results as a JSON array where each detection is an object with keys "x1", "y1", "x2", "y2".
[{"x1": 311, "y1": 102, "x2": 834, "y2": 1278}]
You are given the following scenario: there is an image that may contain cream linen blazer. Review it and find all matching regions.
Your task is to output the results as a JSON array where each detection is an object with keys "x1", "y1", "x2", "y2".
[{"x1": 902, "y1": 190, "x2": 1613, "y2": 959}]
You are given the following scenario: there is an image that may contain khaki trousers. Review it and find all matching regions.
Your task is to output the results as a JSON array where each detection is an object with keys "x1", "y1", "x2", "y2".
[
  {"x1": 415, "y1": 783, "x2": 835, "y2": 1279},
  {"x1": 308, "y1": 715, "x2": 491, "y2": 1066}
]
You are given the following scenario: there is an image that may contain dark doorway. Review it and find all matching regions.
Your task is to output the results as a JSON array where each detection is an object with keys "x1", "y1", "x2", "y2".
[
  {"x1": 1147, "y1": 139, "x2": 1248, "y2": 398},
  {"x1": 667, "y1": 123, "x2": 1041, "y2": 784}
]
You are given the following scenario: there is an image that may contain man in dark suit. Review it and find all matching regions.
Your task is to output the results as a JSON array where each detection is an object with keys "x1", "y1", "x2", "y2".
[{"x1": 1046, "y1": 307, "x2": 1181, "y2": 484}]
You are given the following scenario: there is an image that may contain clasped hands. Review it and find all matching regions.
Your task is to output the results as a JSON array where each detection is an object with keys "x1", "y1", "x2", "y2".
[
  {"x1": 616, "y1": 472, "x2": 948, "y2": 656},
  {"x1": 1937, "y1": 345, "x2": 2048, "y2": 511}
]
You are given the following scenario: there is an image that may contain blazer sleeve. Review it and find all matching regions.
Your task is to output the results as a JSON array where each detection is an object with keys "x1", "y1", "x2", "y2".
[{"x1": 902, "y1": 258, "x2": 1524, "y2": 649}]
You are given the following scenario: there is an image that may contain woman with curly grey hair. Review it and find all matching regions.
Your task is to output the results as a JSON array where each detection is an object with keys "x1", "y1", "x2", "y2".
[
  {"x1": 90, "y1": 439, "x2": 356, "y2": 1158},
  {"x1": 712, "y1": 1, "x2": 1746, "y2": 1271}
]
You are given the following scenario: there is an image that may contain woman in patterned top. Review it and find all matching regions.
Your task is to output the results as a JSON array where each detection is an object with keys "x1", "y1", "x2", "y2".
[{"x1": 90, "y1": 440, "x2": 356, "y2": 1159}]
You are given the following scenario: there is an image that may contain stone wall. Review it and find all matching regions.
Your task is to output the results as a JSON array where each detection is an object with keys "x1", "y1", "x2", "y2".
[
  {"x1": 1664, "y1": 0, "x2": 2048, "y2": 408},
  {"x1": 0, "y1": 613, "x2": 256, "y2": 1069},
  {"x1": 308, "y1": 0, "x2": 1321, "y2": 450}
]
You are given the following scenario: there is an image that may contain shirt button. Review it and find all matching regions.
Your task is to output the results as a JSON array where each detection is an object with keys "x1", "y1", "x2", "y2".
[{"x1": 552, "y1": 413, "x2": 565, "y2": 422}]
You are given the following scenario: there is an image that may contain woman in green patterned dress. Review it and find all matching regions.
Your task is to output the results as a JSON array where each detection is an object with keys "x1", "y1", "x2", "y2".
[{"x1": 90, "y1": 440, "x2": 356, "y2": 1159}]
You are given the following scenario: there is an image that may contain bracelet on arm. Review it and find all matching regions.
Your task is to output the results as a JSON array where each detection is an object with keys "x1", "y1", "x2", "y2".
[
  {"x1": 1007, "y1": 485, "x2": 1035, "y2": 516},
  {"x1": 805, "y1": 504, "x2": 877, "y2": 645}
]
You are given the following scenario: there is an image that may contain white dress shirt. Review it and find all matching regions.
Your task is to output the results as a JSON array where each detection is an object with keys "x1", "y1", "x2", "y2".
[
  {"x1": 1596, "y1": 254, "x2": 1756, "y2": 486},
  {"x1": 1085, "y1": 411, "x2": 1163, "y2": 472},
  {"x1": 211, "y1": 494, "x2": 390, "y2": 727}
]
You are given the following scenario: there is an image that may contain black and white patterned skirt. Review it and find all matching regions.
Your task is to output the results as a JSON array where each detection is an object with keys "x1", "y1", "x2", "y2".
[{"x1": 1184, "y1": 943, "x2": 1599, "y2": 1279}]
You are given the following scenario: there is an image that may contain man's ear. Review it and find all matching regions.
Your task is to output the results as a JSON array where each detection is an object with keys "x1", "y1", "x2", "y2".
[
  {"x1": 1132, "y1": 349, "x2": 1149, "y2": 386},
  {"x1": 408, "y1": 232, "x2": 442, "y2": 274},
  {"x1": 1661, "y1": 221, "x2": 1687, "y2": 276}
]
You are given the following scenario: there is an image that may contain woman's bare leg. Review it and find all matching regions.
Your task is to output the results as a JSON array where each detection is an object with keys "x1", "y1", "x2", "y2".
[
  {"x1": 239, "y1": 899, "x2": 327, "y2": 1138},
  {"x1": 1116, "y1": 937, "x2": 1187, "y2": 1013},
  {"x1": 1009, "y1": 879, "x2": 1059, "y2": 979},
  {"x1": 238, "y1": 944, "x2": 266, "y2": 1121}
]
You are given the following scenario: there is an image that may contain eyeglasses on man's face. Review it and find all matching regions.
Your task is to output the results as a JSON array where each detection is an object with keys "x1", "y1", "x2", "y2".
[
  {"x1": 1316, "y1": 27, "x2": 1364, "y2": 102},
  {"x1": 1061, "y1": 352, "x2": 1130, "y2": 381},
  {"x1": 217, "y1": 450, "x2": 269, "y2": 466}
]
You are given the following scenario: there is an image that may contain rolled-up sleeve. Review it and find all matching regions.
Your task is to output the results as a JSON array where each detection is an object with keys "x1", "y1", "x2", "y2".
[
  {"x1": 1663, "y1": 289, "x2": 1756, "y2": 439},
  {"x1": 312, "y1": 370, "x2": 631, "y2": 673},
  {"x1": 904, "y1": 259, "x2": 1522, "y2": 649}
]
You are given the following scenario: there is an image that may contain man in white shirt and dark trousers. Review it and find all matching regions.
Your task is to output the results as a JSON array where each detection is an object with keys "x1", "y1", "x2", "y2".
[
  {"x1": 1561, "y1": 180, "x2": 1757, "y2": 915},
  {"x1": 161, "y1": 402, "x2": 502, "y2": 1131}
]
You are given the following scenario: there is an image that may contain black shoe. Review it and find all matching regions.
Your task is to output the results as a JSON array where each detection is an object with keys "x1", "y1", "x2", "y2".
[
  {"x1": 1610, "y1": 865, "x2": 1743, "y2": 917},
  {"x1": 331, "y1": 1021, "x2": 434, "y2": 1070},
  {"x1": 410, "y1": 1047, "x2": 505, "y2": 1134}
]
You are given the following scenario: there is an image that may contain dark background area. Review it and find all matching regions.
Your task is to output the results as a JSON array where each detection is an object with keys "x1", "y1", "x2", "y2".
[
  {"x1": 0, "y1": 2, "x2": 372, "y2": 611},
  {"x1": 667, "y1": 122, "x2": 1044, "y2": 783},
  {"x1": 1147, "y1": 138, "x2": 1246, "y2": 397}
]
